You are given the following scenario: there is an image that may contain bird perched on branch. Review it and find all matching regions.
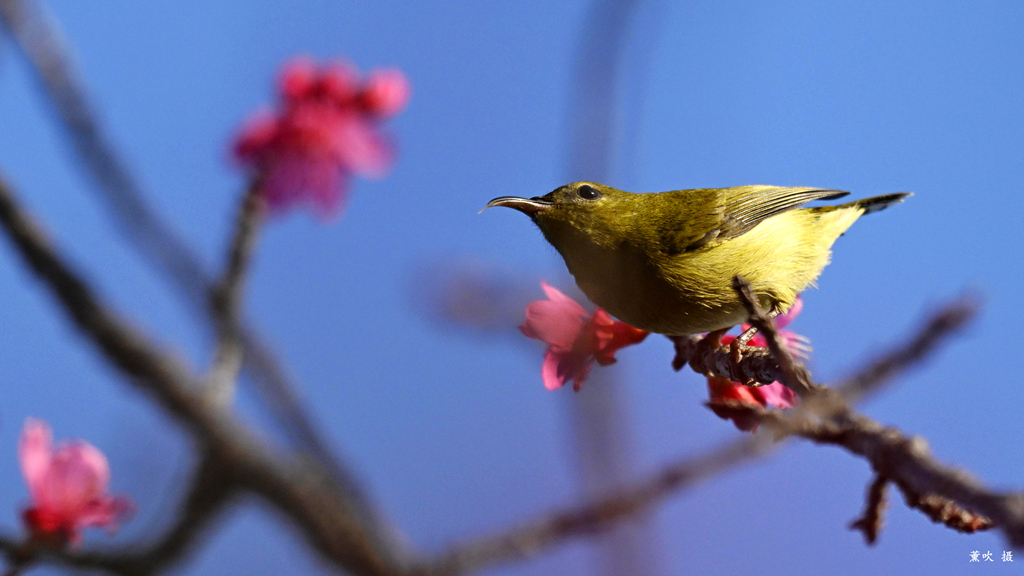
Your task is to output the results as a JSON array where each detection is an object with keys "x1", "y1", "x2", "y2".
[{"x1": 485, "y1": 181, "x2": 909, "y2": 345}]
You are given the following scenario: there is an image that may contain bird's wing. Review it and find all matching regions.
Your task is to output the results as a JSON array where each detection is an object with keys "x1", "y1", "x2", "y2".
[{"x1": 670, "y1": 186, "x2": 849, "y2": 253}]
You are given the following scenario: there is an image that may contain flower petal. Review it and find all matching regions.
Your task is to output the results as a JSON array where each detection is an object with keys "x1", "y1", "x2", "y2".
[
  {"x1": 775, "y1": 295, "x2": 803, "y2": 329},
  {"x1": 19, "y1": 419, "x2": 53, "y2": 503},
  {"x1": 541, "y1": 348, "x2": 592, "y2": 391},
  {"x1": 590, "y1": 309, "x2": 648, "y2": 364},
  {"x1": 231, "y1": 58, "x2": 408, "y2": 218},
  {"x1": 18, "y1": 419, "x2": 131, "y2": 545},
  {"x1": 75, "y1": 495, "x2": 133, "y2": 532},
  {"x1": 331, "y1": 113, "x2": 394, "y2": 178},
  {"x1": 360, "y1": 69, "x2": 411, "y2": 117},
  {"x1": 319, "y1": 61, "x2": 359, "y2": 104},
  {"x1": 706, "y1": 377, "x2": 766, "y2": 432},
  {"x1": 232, "y1": 110, "x2": 280, "y2": 164},
  {"x1": 707, "y1": 376, "x2": 765, "y2": 408},
  {"x1": 752, "y1": 382, "x2": 798, "y2": 410},
  {"x1": 539, "y1": 281, "x2": 587, "y2": 315},
  {"x1": 520, "y1": 281, "x2": 589, "y2": 349},
  {"x1": 260, "y1": 152, "x2": 345, "y2": 214},
  {"x1": 34, "y1": 441, "x2": 110, "y2": 518},
  {"x1": 278, "y1": 57, "x2": 318, "y2": 101}
]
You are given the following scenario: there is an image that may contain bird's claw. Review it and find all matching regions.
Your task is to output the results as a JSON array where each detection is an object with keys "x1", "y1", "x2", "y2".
[{"x1": 729, "y1": 338, "x2": 758, "y2": 386}]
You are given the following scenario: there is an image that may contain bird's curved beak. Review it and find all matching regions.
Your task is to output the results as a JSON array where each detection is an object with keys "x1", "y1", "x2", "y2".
[{"x1": 481, "y1": 196, "x2": 553, "y2": 215}]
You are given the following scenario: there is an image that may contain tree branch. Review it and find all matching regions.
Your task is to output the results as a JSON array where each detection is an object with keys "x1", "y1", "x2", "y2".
[
  {"x1": 757, "y1": 409, "x2": 1016, "y2": 540},
  {"x1": 417, "y1": 436, "x2": 773, "y2": 576},
  {"x1": 417, "y1": 286, "x2": 995, "y2": 574},
  {"x1": 0, "y1": 3, "x2": 397, "y2": 548},
  {"x1": 0, "y1": 172, "x2": 406, "y2": 575},
  {"x1": 835, "y1": 295, "x2": 979, "y2": 402},
  {"x1": 0, "y1": 0, "x2": 208, "y2": 303},
  {"x1": 206, "y1": 182, "x2": 265, "y2": 404},
  {"x1": 732, "y1": 277, "x2": 818, "y2": 396},
  {"x1": 672, "y1": 334, "x2": 784, "y2": 385},
  {"x1": 849, "y1": 474, "x2": 889, "y2": 544}
]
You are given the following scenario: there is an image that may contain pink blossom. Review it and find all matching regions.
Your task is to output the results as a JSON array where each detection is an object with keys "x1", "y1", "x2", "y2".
[
  {"x1": 18, "y1": 419, "x2": 132, "y2": 546},
  {"x1": 705, "y1": 377, "x2": 798, "y2": 432},
  {"x1": 520, "y1": 281, "x2": 648, "y2": 391},
  {"x1": 706, "y1": 296, "x2": 806, "y2": 432},
  {"x1": 233, "y1": 57, "x2": 410, "y2": 217}
]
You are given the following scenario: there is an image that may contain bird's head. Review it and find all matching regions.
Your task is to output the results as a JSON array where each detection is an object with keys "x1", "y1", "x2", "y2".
[{"x1": 484, "y1": 182, "x2": 635, "y2": 250}]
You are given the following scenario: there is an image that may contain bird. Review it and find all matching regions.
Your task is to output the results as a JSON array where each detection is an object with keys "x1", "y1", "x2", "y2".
[{"x1": 484, "y1": 181, "x2": 909, "y2": 341}]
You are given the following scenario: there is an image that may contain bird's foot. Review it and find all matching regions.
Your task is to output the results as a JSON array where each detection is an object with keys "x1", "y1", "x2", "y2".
[
  {"x1": 674, "y1": 329, "x2": 731, "y2": 373},
  {"x1": 729, "y1": 330, "x2": 762, "y2": 387},
  {"x1": 730, "y1": 325, "x2": 758, "y2": 364}
]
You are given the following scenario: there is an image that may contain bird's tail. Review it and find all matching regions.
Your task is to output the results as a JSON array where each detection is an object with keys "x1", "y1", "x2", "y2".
[
  {"x1": 807, "y1": 191, "x2": 912, "y2": 242},
  {"x1": 843, "y1": 192, "x2": 913, "y2": 215}
]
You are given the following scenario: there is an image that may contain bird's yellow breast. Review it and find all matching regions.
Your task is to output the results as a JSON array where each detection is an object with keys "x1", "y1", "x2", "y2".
[{"x1": 548, "y1": 206, "x2": 862, "y2": 335}]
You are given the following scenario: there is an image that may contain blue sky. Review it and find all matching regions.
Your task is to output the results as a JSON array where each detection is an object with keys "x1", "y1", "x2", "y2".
[{"x1": 1, "y1": 1, "x2": 1023, "y2": 575}]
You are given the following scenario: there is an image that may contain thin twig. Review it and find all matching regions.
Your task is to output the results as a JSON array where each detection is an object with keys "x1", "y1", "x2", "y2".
[
  {"x1": 732, "y1": 277, "x2": 818, "y2": 396},
  {"x1": 836, "y1": 296, "x2": 979, "y2": 402},
  {"x1": 206, "y1": 183, "x2": 265, "y2": 404},
  {"x1": 849, "y1": 474, "x2": 889, "y2": 545}
]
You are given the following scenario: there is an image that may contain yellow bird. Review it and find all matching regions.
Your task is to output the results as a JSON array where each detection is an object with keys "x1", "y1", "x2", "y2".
[{"x1": 485, "y1": 182, "x2": 909, "y2": 337}]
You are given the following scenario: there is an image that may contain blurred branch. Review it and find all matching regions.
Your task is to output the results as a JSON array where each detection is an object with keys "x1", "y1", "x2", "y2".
[
  {"x1": 95, "y1": 454, "x2": 236, "y2": 575},
  {"x1": 835, "y1": 296, "x2": 979, "y2": 402},
  {"x1": 756, "y1": 408, "x2": 1012, "y2": 540},
  {"x1": 849, "y1": 474, "x2": 889, "y2": 545},
  {"x1": 0, "y1": 0, "x2": 400, "y2": 556},
  {"x1": 206, "y1": 182, "x2": 264, "y2": 404},
  {"x1": 418, "y1": 436, "x2": 773, "y2": 576},
  {"x1": 0, "y1": 172, "x2": 404, "y2": 575},
  {"x1": 0, "y1": 0, "x2": 208, "y2": 301},
  {"x1": 409, "y1": 257, "x2": 538, "y2": 334}
]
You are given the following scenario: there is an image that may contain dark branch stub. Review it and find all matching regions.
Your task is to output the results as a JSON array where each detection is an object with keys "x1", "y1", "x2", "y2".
[{"x1": 850, "y1": 474, "x2": 890, "y2": 545}]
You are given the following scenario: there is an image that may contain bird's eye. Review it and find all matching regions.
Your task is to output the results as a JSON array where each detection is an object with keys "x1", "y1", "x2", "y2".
[{"x1": 577, "y1": 185, "x2": 601, "y2": 200}]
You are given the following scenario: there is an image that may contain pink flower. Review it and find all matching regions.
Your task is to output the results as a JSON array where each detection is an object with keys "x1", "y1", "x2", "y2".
[
  {"x1": 520, "y1": 281, "x2": 648, "y2": 391},
  {"x1": 705, "y1": 377, "x2": 797, "y2": 432},
  {"x1": 233, "y1": 57, "x2": 410, "y2": 217},
  {"x1": 19, "y1": 419, "x2": 132, "y2": 546},
  {"x1": 706, "y1": 297, "x2": 806, "y2": 432}
]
